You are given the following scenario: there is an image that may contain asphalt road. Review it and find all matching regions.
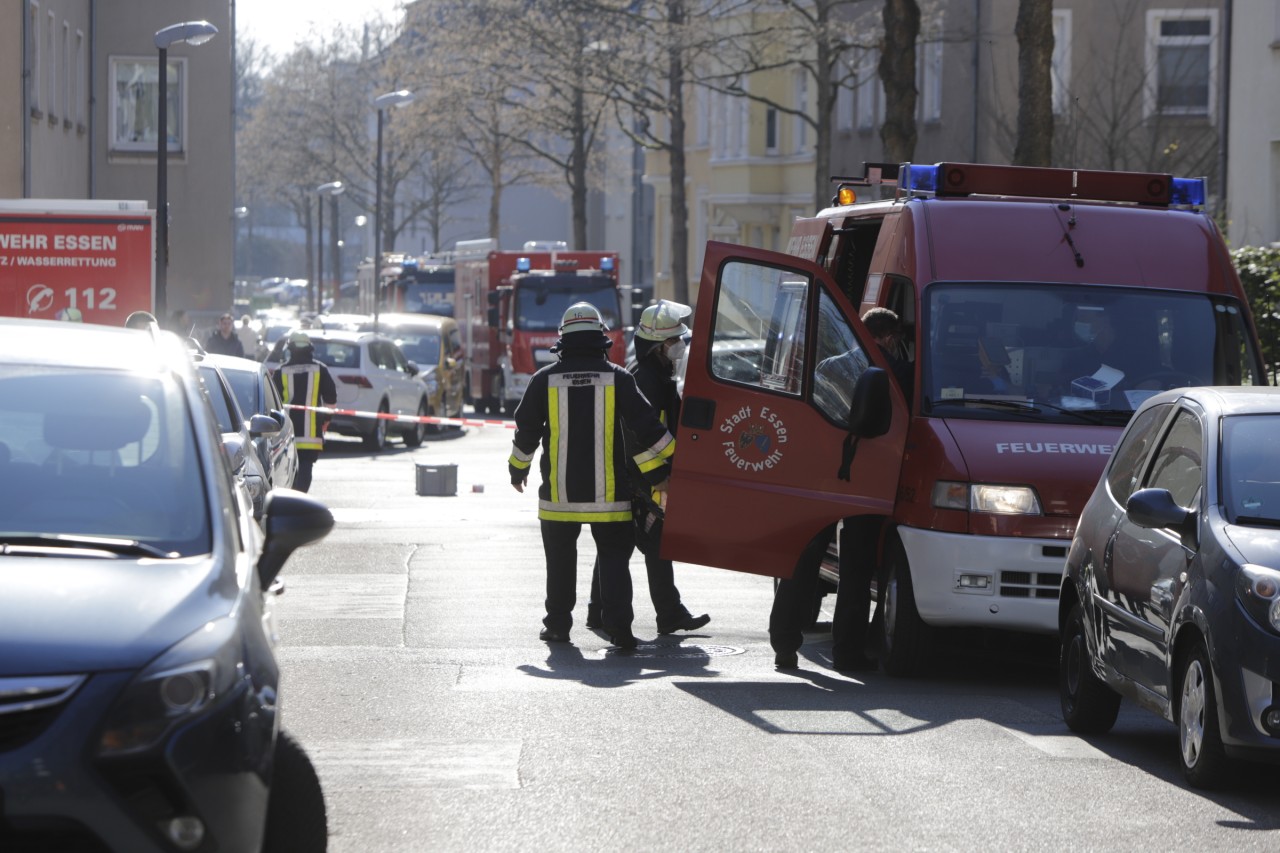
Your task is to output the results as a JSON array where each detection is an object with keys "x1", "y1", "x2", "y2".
[{"x1": 274, "y1": 418, "x2": 1280, "y2": 852}]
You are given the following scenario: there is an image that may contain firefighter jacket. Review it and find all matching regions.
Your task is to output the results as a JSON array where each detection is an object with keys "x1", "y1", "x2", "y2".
[
  {"x1": 508, "y1": 350, "x2": 675, "y2": 523},
  {"x1": 273, "y1": 357, "x2": 337, "y2": 451},
  {"x1": 631, "y1": 346, "x2": 679, "y2": 433}
]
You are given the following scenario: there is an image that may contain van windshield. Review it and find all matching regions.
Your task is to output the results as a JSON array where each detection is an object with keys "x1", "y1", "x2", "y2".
[
  {"x1": 923, "y1": 284, "x2": 1262, "y2": 423},
  {"x1": 513, "y1": 275, "x2": 622, "y2": 331}
]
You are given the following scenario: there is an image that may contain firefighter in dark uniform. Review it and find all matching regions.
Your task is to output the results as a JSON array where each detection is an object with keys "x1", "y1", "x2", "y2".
[
  {"x1": 509, "y1": 302, "x2": 676, "y2": 649},
  {"x1": 586, "y1": 300, "x2": 710, "y2": 635},
  {"x1": 272, "y1": 331, "x2": 337, "y2": 493}
]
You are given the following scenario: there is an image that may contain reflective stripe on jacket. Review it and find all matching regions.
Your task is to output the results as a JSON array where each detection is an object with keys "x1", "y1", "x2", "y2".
[
  {"x1": 509, "y1": 352, "x2": 674, "y2": 523},
  {"x1": 276, "y1": 362, "x2": 335, "y2": 451}
]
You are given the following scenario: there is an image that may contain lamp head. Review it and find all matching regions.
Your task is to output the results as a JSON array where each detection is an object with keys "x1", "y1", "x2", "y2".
[{"x1": 154, "y1": 20, "x2": 218, "y2": 50}]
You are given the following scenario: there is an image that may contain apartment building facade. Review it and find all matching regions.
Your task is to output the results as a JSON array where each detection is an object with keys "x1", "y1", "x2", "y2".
[{"x1": 2, "y1": 0, "x2": 235, "y2": 321}]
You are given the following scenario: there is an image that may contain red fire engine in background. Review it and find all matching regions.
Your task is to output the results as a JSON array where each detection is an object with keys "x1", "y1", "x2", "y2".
[{"x1": 454, "y1": 239, "x2": 624, "y2": 415}]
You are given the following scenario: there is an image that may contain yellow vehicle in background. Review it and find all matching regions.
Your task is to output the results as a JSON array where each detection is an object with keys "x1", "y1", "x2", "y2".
[{"x1": 378, "y1": 313, "x2": 466, "y2": 422}]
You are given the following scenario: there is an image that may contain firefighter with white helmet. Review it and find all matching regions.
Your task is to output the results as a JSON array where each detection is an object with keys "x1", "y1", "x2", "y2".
[
  {"x1": 585, "y1": 299, "x2": 710, "y2": 635},
  {"x1": 508, "y1": 301, "x2": 675, "y2": 649}
]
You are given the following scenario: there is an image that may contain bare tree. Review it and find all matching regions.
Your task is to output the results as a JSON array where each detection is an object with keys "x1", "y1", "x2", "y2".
[
  {"x1": 1013, "y1": 0, "x2": 1053, "y2": 166},
  {"x1": 879, "y1": 0, "x2": 920, "y2": 164}
]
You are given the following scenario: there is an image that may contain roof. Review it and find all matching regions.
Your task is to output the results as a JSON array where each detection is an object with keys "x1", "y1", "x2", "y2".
[{"x1": 0, "y1": 317, "x2": 190, "y2": 374}]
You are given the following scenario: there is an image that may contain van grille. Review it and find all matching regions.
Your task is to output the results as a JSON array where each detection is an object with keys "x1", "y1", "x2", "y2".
[{"x1": 999, "y1": 571, "x2": 1061, "y2": 599}]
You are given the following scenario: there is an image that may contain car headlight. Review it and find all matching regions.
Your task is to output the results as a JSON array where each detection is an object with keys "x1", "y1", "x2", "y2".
[
  {"x1": 97, "y1": 618, "x2": 243, "y2": 756},
  {"x1": 932, "y1": 481, "x2": 1042, "y2": 515},
  {"x1": 1237, "y1": 564, "x2": 1280, "y2": 634}
]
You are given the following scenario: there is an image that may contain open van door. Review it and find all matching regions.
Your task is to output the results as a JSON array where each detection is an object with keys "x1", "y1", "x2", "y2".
[{"x1": 661, "y1": 242, "x2": 909, "y2": 579}]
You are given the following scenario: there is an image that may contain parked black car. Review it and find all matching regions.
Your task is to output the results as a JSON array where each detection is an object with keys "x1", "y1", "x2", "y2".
[
  {"x1": 1059, "y1": 386, "x2": 1280, "y2": 788},
  {"x1": 0, "y1": 318, "x2": 333, "y2": 851}
]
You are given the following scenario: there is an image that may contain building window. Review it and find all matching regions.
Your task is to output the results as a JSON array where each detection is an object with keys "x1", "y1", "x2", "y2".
[
  {"x1": 793, "y1": 69, "x2": 808, "y2": 152},
  {"x1": 1052, "y1": 11, "x2": 1072, "y2": 115},
  {"x1": 856, "y1": 49, "x2": 882, "y2": 130},
  {"x1": 27, "y1": 2, "x2": 40, "y2": 115},
  {"x1": 61, "y1": 21, "x2": 70, "y2": 126},
  {"x1": 765, "y1": 106, "x2": 778, "y2": 153},
  {"x1": 918, "y1": 22, "x2": 943, "y2": 122},
  {"x1": 110, "y1": 56, "x2": 187, "y2": 153},
  {"x1": 1146, "y1": 9, "x2": 1217, "y2": 117},
  {"x1": 836, "y1": 62, "x2": 854, "y2": 132},
  {"x1": 46, "y1": 10, "x2": 56, "y2": 120},
  {"x1": 74, "y1": 30, "x2": 85, "y2": 126}
]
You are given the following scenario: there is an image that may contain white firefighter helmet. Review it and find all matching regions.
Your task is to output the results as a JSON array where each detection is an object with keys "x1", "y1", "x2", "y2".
[
  {"x1": 558, "y1": 302, "x2": 608, "y2": 335},
  {"x1": 636, "y1": 300, "x2": 691, "y2": 341}
]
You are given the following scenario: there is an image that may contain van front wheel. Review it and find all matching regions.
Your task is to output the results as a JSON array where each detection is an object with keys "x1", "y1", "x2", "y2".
[{"x1": 877, "y1": 538, "x2": 929, "y2": 677}]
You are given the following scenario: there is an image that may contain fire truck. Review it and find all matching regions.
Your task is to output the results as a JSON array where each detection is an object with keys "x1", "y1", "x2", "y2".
[
  {"x1": 455, "y1": 240, "x2": 624, "y2": 415},
  {"x1": 356, "y1": 253, "x2": 455, "y2": 317},
  {"x1": 0, "y1": 199, "x2": 155, "y2": 325},
  {"x1": 659, "y1": 161, "x2": 1267, "y2": 676}
]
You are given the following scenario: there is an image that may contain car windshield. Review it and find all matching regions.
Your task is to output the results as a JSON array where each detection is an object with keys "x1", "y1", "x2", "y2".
[
  {"x1": 923, "y1": 284, "x2": 1263, "y2": 424},
  {"x1": 394, "y1": 332, "x2": 441, "y2": 364},
  {"x1": 219, "y1": 367, "x2": 261, "y2": 417},
  {"x1": 1221, "y1": 414, "x2": 1280, "y2": 525},
  {"x1": 197, "y1": 366, "x2": 239, "y2": 433},
  {"x1": 400, "y1": 273, "x2": 455, "y2": 316},
  {"x1": 0, "y1": 367, "x2": 211, "y2": 554},
  {"x1": 513, "y1": 276, "x2": 621, "y2": 330}
]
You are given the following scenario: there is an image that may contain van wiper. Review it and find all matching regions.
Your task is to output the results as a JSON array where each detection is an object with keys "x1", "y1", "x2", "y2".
[
  {"x1": 1231, "y1": 516, "x2": 1280, "y2": 528},
  {"x1": 930, "y1": 397, "x2": 1110, "y2": 425},
  {"x1": 0, "y1": 534, "x2": 178, "y2": 559}
]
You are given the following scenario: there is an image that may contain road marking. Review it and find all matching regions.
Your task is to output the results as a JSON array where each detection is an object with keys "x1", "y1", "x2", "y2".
[
  {"x1": 272, "y1": 574, "x2": 406, "y2": 619},
  {"x1": 309, "y1": 739, "x2": 522, "y2": 789}
]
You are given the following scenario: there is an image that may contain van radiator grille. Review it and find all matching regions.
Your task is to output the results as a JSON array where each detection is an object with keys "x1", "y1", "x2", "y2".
[{"x1": 999, "y1": 571, "x2": 1061, "y2": 599}]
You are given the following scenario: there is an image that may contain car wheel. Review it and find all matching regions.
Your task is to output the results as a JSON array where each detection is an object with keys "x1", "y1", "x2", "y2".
[
  {"x1": 263, "y1": 730, "x2": 327, "y2": 853},
  {"x1": 877, "y1": 537, "x2": 929, "y2": 677},
  {"x1": 1178, "y1": 637, "x2": 1231, "y2": 788},
  {"x1": 1059, "y1": 602, "x2": 1121, "y2": 734},
  {"x1": 363, "y1": 401, "x2": 389, "y2": 451},
  {"x1": 403, "y1": 398, "x2": 428, "y2": 447}
]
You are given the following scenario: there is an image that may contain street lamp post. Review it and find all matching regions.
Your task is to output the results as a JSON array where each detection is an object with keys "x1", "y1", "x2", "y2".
[
  {"x1": 154, "y1": 20, "x2": 218, "y2": 327},
  {"x1": 372, "y1": 89, "x2": 414, "y2": 332},
  {"x1": 315, "y1": 181, "x2": 344, "y2": 313}
]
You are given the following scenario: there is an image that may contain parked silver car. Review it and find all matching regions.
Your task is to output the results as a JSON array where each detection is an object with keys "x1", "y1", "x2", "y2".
[
  {"x1": 193, "y1": 355, "x2": 276, "y2": 519},
  {"x1": 207, "y1": 353, "x2": 299, "y2": 491}
]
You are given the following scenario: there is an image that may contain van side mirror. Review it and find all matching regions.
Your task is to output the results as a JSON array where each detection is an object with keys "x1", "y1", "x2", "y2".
[
  {"x1": 847, "y1": 367, "x2": 892, "y2": 437},
  {"x1": 487, "y1": 307, "x2": 499, "y2": 328}
]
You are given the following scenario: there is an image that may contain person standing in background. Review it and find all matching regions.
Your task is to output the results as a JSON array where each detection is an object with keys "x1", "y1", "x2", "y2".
[
  {"x1": 272, "y1": 332, "x2": 336, "y2": 493},
  {"x1": 205, "y1": 313, "x2": 245, "y2": 357}
]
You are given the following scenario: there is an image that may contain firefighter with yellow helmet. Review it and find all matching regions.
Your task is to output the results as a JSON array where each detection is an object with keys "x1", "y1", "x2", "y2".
[
  {"x1": 509, "y1": 302, "x2": 675, "y2": 649},
  {"x1": 586, "y1": 300, "x2": 709, "y2": 635},
  {"x1": 272, "y1": 331, "x2": 337, "y2": 493}
]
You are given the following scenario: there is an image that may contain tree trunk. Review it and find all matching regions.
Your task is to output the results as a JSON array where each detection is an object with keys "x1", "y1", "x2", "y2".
[
  {"x1": 1014, "y1": 0, "x2": 1054, "y2": 166},
  {"x1": 571, "y1": 85, "x2": 589, "y2": 250},
  {"x1": 812, "y1": 0, "x2": 834, "y2": 212},
  {"x1": 667, "y1": 0, "x2": 690, "y2": 305},
  {"x1": 879, "y1": 0, "x2": 920, "y2": 164},
  {"x1": 489, "y1": 135, "x2": 503, "y2": 241}
]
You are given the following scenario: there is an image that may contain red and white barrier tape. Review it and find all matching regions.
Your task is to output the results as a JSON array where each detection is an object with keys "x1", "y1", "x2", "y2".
[{"x1": 286, "y1": 403, "x2": 516, "y2": 430}]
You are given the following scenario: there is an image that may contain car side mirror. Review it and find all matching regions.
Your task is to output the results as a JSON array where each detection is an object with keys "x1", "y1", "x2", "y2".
[
  {"x1": 487, "y1": 307, "x2": 499, "y2": 328},
  {"x1": 406, "y1": 361, "x2": 419, "y2": 376},
  {"x1": 1126, "y1": 487, "x2": 1198, "y2": 548},
  {"x1": 847, "y1": 367, "x2": 892, "y2": 438},
  {"x1": 248, "y1": 413, "x2": 280, "y2": 437},
  {"x1": 270, "y1": 409, "x2": 287, "y2": 427},
  {"x1": 257, "y1": 489, "x2": 334, "y2": 587}
]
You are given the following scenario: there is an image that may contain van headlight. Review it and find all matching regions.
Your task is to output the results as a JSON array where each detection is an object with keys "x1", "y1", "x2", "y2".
[
  {"x1": 1237, "y1": 564, "x2": 1280, "y2": 634},
  {"x1": 932, "y1": 481, "x2": 1042, "y2": 515},
  {"x1": 97, "y1": 619, "x2": 243, "y2": 756}
]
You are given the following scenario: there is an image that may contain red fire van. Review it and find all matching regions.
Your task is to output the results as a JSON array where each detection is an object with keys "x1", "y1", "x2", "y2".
[{"x1": 661, "y1": 162, "x2": 1267, "y2": 675}]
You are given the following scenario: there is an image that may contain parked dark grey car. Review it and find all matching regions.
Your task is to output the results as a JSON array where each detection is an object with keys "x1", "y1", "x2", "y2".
[
  {"x1": 207, "y1": 353, "x2": 299, "y2": 491},
  {"x1": 0, "y1": 318, "x2": 333, "y2": 851},
  {"x1": 1059, "y1": 386, "x2": 1280, "y2": 788}
]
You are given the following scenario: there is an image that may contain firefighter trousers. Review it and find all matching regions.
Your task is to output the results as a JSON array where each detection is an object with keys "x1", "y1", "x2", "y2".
[{"x1": 540, "y1": 520, "x2": 635, "y2": 639}]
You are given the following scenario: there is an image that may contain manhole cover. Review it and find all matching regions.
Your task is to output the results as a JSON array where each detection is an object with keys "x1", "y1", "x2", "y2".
[{"x1": 604, "y1": 643, "x2": 744, "y2": 658}]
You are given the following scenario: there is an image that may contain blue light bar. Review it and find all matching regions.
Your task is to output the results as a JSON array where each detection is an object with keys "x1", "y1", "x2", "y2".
[
  {"x1": 516, "y1": 256, "x2": 531, "y2": 272},
  {"x1": 1171, "y1": 177, "x2": 1206, "y2": 206},
  {"x1": 401, "y1": 257, "x2": 418, "y2": 269},
  {"x1": 904, "y1": 164, "x2": 938, "y2": 194},
  {"x1": 600, "y1": 257, "x2": 615, "y2": 272}
]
